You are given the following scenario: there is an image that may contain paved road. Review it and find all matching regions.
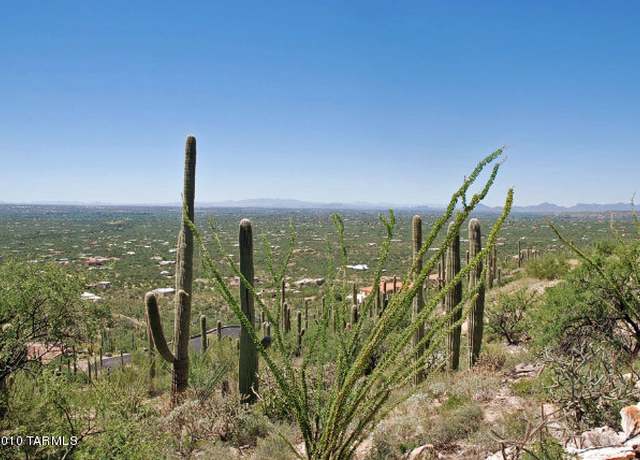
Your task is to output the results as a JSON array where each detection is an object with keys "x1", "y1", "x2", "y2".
[{"x1": 90, "y1": 325, "x2": 241, "y2": 371}]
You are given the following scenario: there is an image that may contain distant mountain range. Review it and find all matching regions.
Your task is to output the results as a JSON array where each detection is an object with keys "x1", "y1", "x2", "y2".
[
  {"x1": 1, "y1": 199, "x2": 635, "y2": 214},
  {"x1": 200, "y1": 199, "x2": 637, "y2": 214}
]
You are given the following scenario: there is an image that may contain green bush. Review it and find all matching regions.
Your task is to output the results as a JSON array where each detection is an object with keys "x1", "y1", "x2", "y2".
[
  {"x1": 486, "y1": 289, "x2": 538, "y2": 345},
  {"x1": 529, "y1": 238, "x2": 640, "y2": 356},
  {"x1": 525, "y1": 253, "x2": 568, "y2": 280},
  {"x1": 426, "y1": 401, "x2": 483, "y2": 448}
]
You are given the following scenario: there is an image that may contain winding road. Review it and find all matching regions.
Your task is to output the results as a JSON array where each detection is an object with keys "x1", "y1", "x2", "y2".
[{"x1": 88, "y1": 325, "x2": 241, "y2": 371}]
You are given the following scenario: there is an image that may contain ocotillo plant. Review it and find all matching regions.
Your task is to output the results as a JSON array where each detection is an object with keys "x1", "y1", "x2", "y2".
[
  {"x1": 190, "y1": 149, "x2": 512, "y2": 460},
  {"x1": 412, "y1": 215, "x2": 426, "y2": 384},
  {"x1": 351, "y1": 304, "x2": 359, "y2": 325},
  {"x1": 145, "y1": 135, "x2": 196, "y2": 404},
  {"x1": 467, "y1": 218, "x2": 486, "y2": 367},
  {"x1": 238, "y1": 219, "x2": 259, "y2": 404},
  {"x1": 200, "y1": 314, "x2": 207, "y2": 352},
  {"x1": 281, "y1": 280, "x2": 287, "y2": 330},
  {"x1": 445, "y1": 221, "x2": 462, "y2": 371}
]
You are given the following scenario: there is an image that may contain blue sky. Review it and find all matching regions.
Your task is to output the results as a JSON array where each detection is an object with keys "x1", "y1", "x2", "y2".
[{"x1": 1, "y1": 1, "x2": 638, "y2": 206}]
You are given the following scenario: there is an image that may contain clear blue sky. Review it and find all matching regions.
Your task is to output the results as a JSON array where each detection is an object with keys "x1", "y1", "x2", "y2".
[{"x1": 1, "y1": 1, "x2": 638, "y2": 206}]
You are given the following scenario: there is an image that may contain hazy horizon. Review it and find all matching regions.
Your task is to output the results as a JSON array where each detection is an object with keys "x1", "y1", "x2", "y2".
[{"x1": 1, "y1": 2, "x2": 639, "y2": 207}]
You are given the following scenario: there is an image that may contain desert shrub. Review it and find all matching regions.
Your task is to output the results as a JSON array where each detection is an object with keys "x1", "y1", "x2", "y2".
[
  {"x1": 543, "y1": 342, "x2": 638, "y2": 431},
  {"x1": 530, "y1": 237, "x2": 640, "y2": 356},
  {"x1": 510, "y1": 376, "x2": 545, "y2": 400},
  {"x1": 2, "y1": 367, "x2": 161, "y2": 459},
  {"x1": 253, "y1": 423, "x2": 300, "y2": 460},
  {"x1": 486, "y1": 289, "x2": 538, "y2": 345},
  {"x1": 0, "y1": 260, "x2": 109, "y2": 416},
  {"x1": 525, "y1": 253, "x2": 568, "y2": 280},
  {"x1": 476, "y1": 343, "x2": 507, "y2": 372},
  {"x1": 522, "y1": 437, "x2": 565, "y2": 460},
  {"x1": 426, "y1": 401, "x2": 484, "y2": 448}
]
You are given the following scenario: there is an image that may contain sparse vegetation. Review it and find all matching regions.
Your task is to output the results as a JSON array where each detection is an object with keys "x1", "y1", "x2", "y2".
[{"x1": 3, "y1": 142, "x2": 640, "y2": 458}]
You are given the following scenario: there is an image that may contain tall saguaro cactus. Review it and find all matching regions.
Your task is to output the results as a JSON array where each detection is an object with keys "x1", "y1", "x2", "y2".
[
  {"x1": 412, "y1": 215, "x2": 426, "y2": 384},
  {"x1": 145, "y1": 135, "x2": 196, "y2": 404},
  {"x1": 445, "y1": 221, "x2": 462, "y2": 371},
  {"x1": 467, "y1": 218, "x2": 485, "y2": 367},
  {"x1": 239, "y1": 219, "x2": 258, "y2": 404}
]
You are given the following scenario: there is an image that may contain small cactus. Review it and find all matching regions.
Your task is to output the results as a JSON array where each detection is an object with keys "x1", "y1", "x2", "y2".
[
  {"x1": 283, "y1": 302, "x2": 291, "y2": 333},
  {"x1": 200, "y1": 314, "x2": 207, "y2": 352},
  {"x1": 467, "y1": 218, "x2": 485, "y2": 367},
  {"x1": 296, "y1": 310, "x2": 303, "y2": 356},
  {"x1": 238, "y1": 219, "x2": 258, "y2": 404},
  {"x1": 445, "y1": 222, "x2": 462, "y2": 371}
]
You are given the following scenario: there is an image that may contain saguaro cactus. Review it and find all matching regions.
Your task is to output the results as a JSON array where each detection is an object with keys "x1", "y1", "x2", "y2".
[
  {"x1": 467, "y1": 219, "x2": 485, "y2": 367},
  {"x1": 412, "y1": 215, "x2": 426, "y2": 384},
  {"x1": 445, "y1": 222, "x2": 462, "y2": 371},
  {"x1": 200, "y1": 314, "x2": 208, "y2": 352},
  {"x1": 517, "y1": 240, "x2": 522, "y2": 268},
  {"x1": 145, "y1": 135, "x2": 196, "y2": 403},
  {"x1": 239, "y1": 219, "x2": 259, "y2": 404},
  {"x1": 296, "y1": 310, "x2": 303, "y2": 356},
  {"x1": 144, "y1": 308, "x2": 156, "y2": 393}
]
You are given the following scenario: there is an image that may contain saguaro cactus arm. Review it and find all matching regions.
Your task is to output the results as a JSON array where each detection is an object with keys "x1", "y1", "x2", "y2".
[{"x1": 145, "y1": 292, "x2": 176, "y2": 363}]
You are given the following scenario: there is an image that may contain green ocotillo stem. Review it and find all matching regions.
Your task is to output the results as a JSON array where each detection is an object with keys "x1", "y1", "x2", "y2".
[
  {"x1": 281, "y1": 280, "x2": 286, "y2": 330},
  {"x1": 352, "y1": 283, "x2": 357, "y2": 306},
  {"x1": 217, "y1": 320, "x2": 222, "y2": 341},
  {"x1": 375, "y1": 284, "x2": 381, "y2": 317},
  {"x1": 173, "y1": 135, "x2": 196, "y2": 402},
  {"x1": 200, "y1": 314, "x2": 207, "y2": 352},
  {"x1": 304, "y1": 299, "x2": 309, "y2": 330},
  {"x1": 412, "y1": 215, "x2": 426, "y2": 384},
  {"x1": 445, "y1": 221, "x2": 462, "y2": 371},
  {"x1": 238, "y1": 218, "x2": 258, "y2": 404},
  {"x1": 468, "y1": 218, "x2": 486, "y2": 367},
  {"x1": 322, "y1": 296, "x2": 326, "y2": 321}
]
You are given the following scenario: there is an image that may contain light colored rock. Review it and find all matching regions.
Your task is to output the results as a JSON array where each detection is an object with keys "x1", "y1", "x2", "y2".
[
  {"x1": 567, "y1": 426, "x2": 622, "y2": 448},
  {"x1": 485, "y1": 446, "x2": 517, "y2": 460},
  {"x1": 404, "y1": 443, "x2": 436, "y2": 460},
  {"x1": 565, "y1": 446, "x2": 635, "y2": 460}
]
